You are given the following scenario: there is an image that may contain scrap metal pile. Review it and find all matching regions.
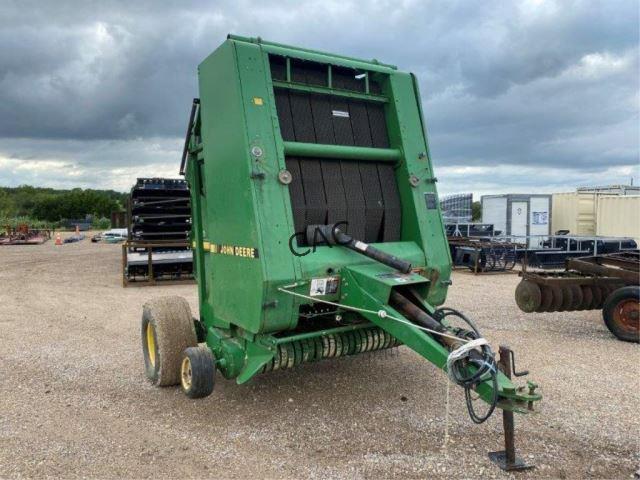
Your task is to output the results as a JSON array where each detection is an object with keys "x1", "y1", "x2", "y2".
[
  {"x1": 0, "y1": 224, "x2": 50, "y2": 245},
  {"x1": 516, "y1": 252, "x2": 639, "y2": 342},
  {"x1": 124, "y1": 178, "x2": 193, "y2": 285}
]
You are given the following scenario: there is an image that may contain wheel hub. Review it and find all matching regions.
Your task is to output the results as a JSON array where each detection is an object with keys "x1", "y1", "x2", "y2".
[
  {"x1": 146, "y1": 323, "x2": 156, "y2": 368},
  {"x1": 614, "y1": 299, "x2": 640, "y2": 334},
  {"x1": 181, "y1": 357, "x2": 193, "y2": 390}
]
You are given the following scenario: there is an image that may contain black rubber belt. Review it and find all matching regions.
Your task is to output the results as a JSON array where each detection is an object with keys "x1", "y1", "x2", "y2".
[
  {"x1": 310, "y1": 95, "x2": 335, "y2": 144},
  {"x1": 290, "y1": 92, "x2": 316, "y2": 143},
  {"x1": 339, "y1": 160, "x2": 366, "y2": 240},
  {"x1": 274, "y1": 90, "x2": 295, "y2": 141},
  {"x1": 319, "y1": 159, "x2": 347, "y2": 226},
  {"x1": 348, "y1": 101, "x2": 373, "y2": 147},
  {"x1": 377, "y1": 163, "x2": 402, "y2": 241},
  {"x1": 299, "y1": 158, "x2": 327, "y2": 228},
  {"x1": 272, "y1": 75, "x2": 400, "y2": 243},
  {"x1": 285, "y1": 157, "x2": 306, "y2": 239},
  {"x1": 330, "y1": 98, "x2": 354, "y2": 145},
  {"x1": 366, "y1": 103, "x2": 389, "y2": 148},
  {"x1": 359, "y1": 162, "x2": 384, "y2": 242}
]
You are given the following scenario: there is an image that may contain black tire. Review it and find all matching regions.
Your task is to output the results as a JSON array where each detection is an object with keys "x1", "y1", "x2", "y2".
[
  {"x1": 602, "y1": 286, "x2": 640, "y2": 343},
  {"x1": 180, "y1": 346, "x2": 216, "y2": 398},
  {"x1": 141, "y1": 296, "x2": 197, "y2": 386}
]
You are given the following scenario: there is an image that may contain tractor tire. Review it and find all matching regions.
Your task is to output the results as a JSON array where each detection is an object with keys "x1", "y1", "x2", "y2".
[
  {"x1": 141, "y1": 296, "x2": 198, "y2": 386},
  {"x1": 180, "y1": 346, "x2": 216, "y2": 398},
  {"x1": 602, "y1": 286, "x2": 640, "y2": 343}
]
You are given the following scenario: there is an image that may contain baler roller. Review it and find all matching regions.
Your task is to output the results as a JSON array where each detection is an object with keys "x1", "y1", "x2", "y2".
[{"x1": 262, "y1": 326, "x2": 400, "y2": 372}]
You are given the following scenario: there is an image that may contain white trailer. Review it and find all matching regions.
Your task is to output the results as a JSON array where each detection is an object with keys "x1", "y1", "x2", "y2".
[{"x1": 481, "y1": 194, "x2": 552, "y2": 246}]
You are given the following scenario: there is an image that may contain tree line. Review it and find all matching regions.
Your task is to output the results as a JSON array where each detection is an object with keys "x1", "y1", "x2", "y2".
[{"x1": 0, "y1": 185, "x2": 128, "y2": 223}]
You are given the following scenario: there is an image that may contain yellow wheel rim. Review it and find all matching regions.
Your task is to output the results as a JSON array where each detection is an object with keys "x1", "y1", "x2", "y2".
[
  {"x1": 146, "y1": 323, "x2": 156, "y2": 368},
  {"x1": 181, "y1": 357, "x2": 192, "y2": 390}
]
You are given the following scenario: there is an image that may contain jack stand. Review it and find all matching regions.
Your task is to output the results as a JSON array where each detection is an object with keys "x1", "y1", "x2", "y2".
[{"x1": 488, "y1": 345, "x2": 534, "y2": 471}]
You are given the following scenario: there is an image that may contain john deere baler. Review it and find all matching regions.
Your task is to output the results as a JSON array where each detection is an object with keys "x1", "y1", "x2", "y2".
[{"x1": 141, "y1": 36, "x2": 540, "y2": 466}]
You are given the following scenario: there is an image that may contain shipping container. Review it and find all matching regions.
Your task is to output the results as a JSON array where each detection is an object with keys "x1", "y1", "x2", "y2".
[
  {"x1": 596, "y1": 195, "x2": 640, "y2": 243},
  {"x1": 578, "y1": 185, "x2": 640, "y2": 195},
  {"x1": 481, "y1": 194, "x2": 552, "y2": 246},
  {"x1": 551, "y1": 192, "x2": 600, "y2": 235}
]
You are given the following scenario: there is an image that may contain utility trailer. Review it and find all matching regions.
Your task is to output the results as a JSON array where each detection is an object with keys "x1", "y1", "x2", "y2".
[
  {"x1": 520, "y1": 235, "x2": 637, "y2": 269},
  {"x1": 515, "y1": 252, "x2": 639, "y2": 342},
  {"x1": 140, "y1": 36, "x2": 541, "y2": 470}
]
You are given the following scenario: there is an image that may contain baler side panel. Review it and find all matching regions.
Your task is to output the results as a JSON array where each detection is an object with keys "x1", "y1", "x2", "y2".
[
  {"x1": 384, "y1": 72, "x2": 451, "y2": 305},
  {"x1": 234, "y1": 42, "x2": 300, "y2": 333},
  {"x1": 197, "y1": 42, "x2": 265, "y2": 333}
]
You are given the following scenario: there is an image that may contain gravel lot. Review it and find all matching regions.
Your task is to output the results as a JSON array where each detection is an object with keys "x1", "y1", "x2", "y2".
[{"x1": 1, "y1": 238, "x2": 638, "y2": 479}]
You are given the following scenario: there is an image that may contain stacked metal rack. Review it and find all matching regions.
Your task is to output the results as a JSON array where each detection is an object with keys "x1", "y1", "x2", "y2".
[{"x1": 124, "y1": 178, "x2": 194, "y2": 286}]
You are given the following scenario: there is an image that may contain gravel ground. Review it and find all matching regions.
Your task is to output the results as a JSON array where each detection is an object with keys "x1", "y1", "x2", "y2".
[{"x1": 1, "y1": 238, "x2": 638, "y2": 479}]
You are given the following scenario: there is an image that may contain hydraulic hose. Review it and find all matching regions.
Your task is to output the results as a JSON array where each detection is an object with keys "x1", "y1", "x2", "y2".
[
  {"x1": 433, "y1": 307, "x2": 498, "y2": 424},
  {"x1": 305, "y1": 224, "x2": 412, "y2": 273},
  {"x1": 390, "y1": 293, "x2": 498, "y2": 424}
]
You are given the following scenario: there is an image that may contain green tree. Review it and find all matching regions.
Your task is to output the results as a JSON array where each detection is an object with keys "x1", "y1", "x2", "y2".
[{"x1": 472, "y1": 201, "x2": 482, "y2": 222}]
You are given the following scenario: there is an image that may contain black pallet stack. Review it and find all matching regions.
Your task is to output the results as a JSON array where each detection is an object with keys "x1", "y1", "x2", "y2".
[
  {"x1": 128, "y1": 178, "x2": 191, "y2": 247},
  {"x1": 125, "y1": 178, "x2": 193, "y2": 284}
]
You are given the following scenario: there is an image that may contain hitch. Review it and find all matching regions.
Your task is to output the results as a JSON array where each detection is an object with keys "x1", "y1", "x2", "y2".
[{"x1": 488, "y1": 345, "x2": 535, "y2": 471}]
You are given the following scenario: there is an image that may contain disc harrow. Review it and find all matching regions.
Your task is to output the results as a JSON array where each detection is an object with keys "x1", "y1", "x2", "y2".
[
  {"x1": 515, "y1": 252, "x2": 639, "y2": 342},
  {"x1": 516, "y1": 274, "x2": 623, "y2": 313}
]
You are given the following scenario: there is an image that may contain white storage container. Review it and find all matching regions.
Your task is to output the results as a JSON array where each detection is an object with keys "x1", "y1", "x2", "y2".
[{"x1": 481, "y1": 194, "x2": 552, "y2": 246}]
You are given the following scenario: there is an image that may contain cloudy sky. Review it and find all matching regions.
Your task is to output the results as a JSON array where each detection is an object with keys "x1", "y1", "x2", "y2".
[{"x1": 0, "y1": 0, "x2": 638, "y2": 196}]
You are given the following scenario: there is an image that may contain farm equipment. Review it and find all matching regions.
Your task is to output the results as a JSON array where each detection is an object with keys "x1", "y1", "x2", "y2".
[
  {"x1": 0, "y1": 224, "x2": 50, "y2": 245},
  {"x1": 448, "y1": 237, "x2": 519, "y2": 273},
  {"x1": 124, "y1": 178, "x2": 193, "y2": 284},
  {"x1": 141, "y1": 36, "x2": 541, "y2": 468},
  {"x1": 521, "y1": 235, "x2": 637, "y2": 269},
  {"x1": 516, "y1": 252, "x2": 639, "y2": 342}
]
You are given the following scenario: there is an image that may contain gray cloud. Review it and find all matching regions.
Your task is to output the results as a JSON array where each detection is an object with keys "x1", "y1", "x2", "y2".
[{"x1": 0, "y1": 0, "x2": 638, "y2": 193}]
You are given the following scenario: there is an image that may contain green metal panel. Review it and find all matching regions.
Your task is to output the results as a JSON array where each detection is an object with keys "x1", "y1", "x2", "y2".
[{"x1": 195, "y1": 41, "x2": 269, "y2": 333}]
